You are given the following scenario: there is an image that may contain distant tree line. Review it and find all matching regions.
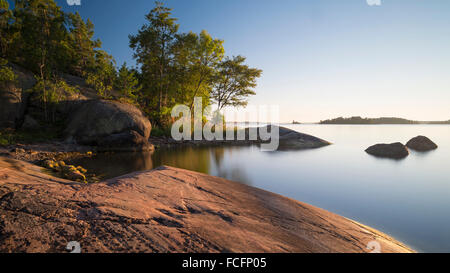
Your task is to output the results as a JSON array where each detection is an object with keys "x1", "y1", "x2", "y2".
[
  {"x1": 0, "y1": 0, "x2": 262, "y2": 127},
  {"x1": 320, "y1": 116, "x2": 450, "y2": 125}
]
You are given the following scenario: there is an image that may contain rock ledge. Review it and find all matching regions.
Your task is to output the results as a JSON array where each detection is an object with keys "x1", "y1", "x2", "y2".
[{"x1": 0, "y1": 157, "x2": 413, "y2": 253}]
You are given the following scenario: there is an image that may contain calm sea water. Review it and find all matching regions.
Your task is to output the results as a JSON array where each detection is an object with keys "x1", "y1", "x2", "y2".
[{"x1": 71, "y1": 125, "x2": 450, "y2": 253}]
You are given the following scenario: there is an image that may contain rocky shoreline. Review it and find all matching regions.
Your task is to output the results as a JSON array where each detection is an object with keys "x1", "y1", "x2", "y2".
[
  {"x1": 1, "y1": 64, "x2": 332, "y2": 182},
  {"x1": 0, "y1": 156, "x2": 413, "y2": 253},
  {"x1": 0, "y1": 142, "x2": 93, "y2": 163},
  {"x1": 150, "y1": 125, "x2": 331, "y2": 150},
  {"x1": 0, "y1": 124, "x2": 332, "y2": 184}
]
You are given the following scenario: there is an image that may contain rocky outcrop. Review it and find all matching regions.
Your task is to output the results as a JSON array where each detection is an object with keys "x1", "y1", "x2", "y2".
[
  {"x1": 238, "y1": 126, "x2": 331, "y2": 150},
  {"x1": 150, "y1": 126, "x2": 331, "y2": 150},
  {"x1": 0, "y1": 157, "x2": 413, "y2": 253},
  {"x1": 25, "y1": 75, "x2": 95, "y2": 125},
  {"x1": 64, "y1": 100, "x2": 152, "y2": 151},
  {"x1": 0, "y1": 64, "x2": 36, "y2": 129},
  {"x1": 21, "y1": 115, "x2": 41, "y2": 130},
  {"x1": 0, "y1": 64, "x2": 98, "y2": 130},
  {"x1": 1, "y1": 65, "x2": 152, "y2": 151},
  {"x1": 275, "y1": 126, "x2": 331, "y2": 149},
  {"x1": 365, "y1": 142, "x2": 409, "y2": 159},
  {"x1": 101, "y1": 130, "x2": 153, "y2": 152},
  {"x1": 406, "y1": 136, "x2": 438, "y2": 152}
]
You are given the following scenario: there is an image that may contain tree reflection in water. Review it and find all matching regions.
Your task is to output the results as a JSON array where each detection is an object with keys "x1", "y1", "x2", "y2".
[{"x1": 69, "y1": 146, "x2": 252, "y2": 186}]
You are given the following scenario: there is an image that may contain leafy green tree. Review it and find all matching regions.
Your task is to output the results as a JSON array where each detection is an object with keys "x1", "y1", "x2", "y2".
[
  {"x1": 129, "y1": 1, "x2": 179, "y2": 122},
  {"x1": 32, "y1": 77, "x2": 79, "y2": 123},
  {"x1": 114, "y1": 62, "x2": 141, "y2": 101},
  {"x1": 85, "y1": 50, "x2": 116, "y2": 98},
  {"x1": 174, "y1": 30, "x2": 225, "y2": 111},
  {"x1": 0, "y1": 58, "x2": 17, "y2": 84},
  {"x1": 1, "y1": 0, "x2": 262, "y2": 131},
  {"x1": 211, "y1": 56, "x2": 262, "y2": 110}
]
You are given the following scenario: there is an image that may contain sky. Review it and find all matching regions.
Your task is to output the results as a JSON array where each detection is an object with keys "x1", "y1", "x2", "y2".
[{"x1": 52, "y1": 0, "x2": 450, "y2": 122}]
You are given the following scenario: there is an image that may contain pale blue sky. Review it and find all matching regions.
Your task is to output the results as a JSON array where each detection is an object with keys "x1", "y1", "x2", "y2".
[{"x1": 57, "y1": 0, "x2": 450, "y2": 122}]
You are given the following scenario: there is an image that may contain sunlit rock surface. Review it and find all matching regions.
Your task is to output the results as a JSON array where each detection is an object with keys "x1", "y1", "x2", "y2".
[{"x1": 0, "y1": 157, "x2": 413, "y2": 253}]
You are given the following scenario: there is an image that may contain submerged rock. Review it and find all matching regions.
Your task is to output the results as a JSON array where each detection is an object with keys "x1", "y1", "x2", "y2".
[
  {"x1": 406, "y1": 136, "x2": 438, "y2": 151},
  {"x1": 65, "y1": 100, "x2": 152, "y2": 151},
  {"x1": 61, "y1": 165, "x2": 86, "y2": 182},
  {"x1": 43, "y1": 159, "x2": 58, "y2": 170},
  {"x1": 43, "y1": 159, "x2": 86, "y2": 183},
  {"x1": 365, "y1": 142, "x2": 409, "y2": 159}
]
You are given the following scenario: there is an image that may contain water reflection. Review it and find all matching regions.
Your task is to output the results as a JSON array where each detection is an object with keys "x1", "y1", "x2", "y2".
[
  {"x1": 154, "y1": 146, "x2": 253, "y2": 185},
  {"x1": 72, "y1": 145, "x2": 252, "y2": 185},
  {"x1": 70, "y1": 125, "x2": 450, "y2": 252},
  {"x1": 74, "y1": 151, "x2": 154, "y2": 179},
  {"x1": 409, "y1": 149, "x2": 438, "y2": 158},
  {"x1": 153, "y1": 147, "x2": 212, "y2": 174}
]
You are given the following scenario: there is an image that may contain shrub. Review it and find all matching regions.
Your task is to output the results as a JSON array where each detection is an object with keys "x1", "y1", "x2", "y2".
[
  {"x1": 0, "y1": 127, "x2": 61, "y2": 146},
  {"x1": 0, "y1": 58, "x2": 17, "y2": 84},
  {"x1": 151, "y1": 126, "x2": 172, "y2": 137},
  {"x1": 31, "y1": 77, "x2": 80, "y2": 123}
]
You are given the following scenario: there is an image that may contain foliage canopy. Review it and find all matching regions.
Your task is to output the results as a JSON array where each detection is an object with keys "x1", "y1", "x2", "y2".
[{"x1": 1, "y1": 0, "x2": 262, "y2": 128}]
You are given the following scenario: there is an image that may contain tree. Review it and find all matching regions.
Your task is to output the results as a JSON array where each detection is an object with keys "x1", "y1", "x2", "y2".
[
  {"x1": 174, "y1": 30, "x2": 224, "y2": 112},
  {"x1": 11, "y1": 0, "x2": 70, "y2": 122},
  {"x1": 1, "y1": 0, "x2": 263, "y2": 131},
  {"x1": 129, "y1": 1, "x2": 179, "y2": 120},
  {"x1": 0, "y1": 0, "x2": 123, "y2": 126},
  {"x1": 0, "y1": 58, "x2": 17, "y2": 84},
  {"x1": 12, "y1": 0, "x2": 68, "y2": 75},
  {"x1": 0, "y1": 0, "x2": 15, "y2": 83},
  {"x1": 114, "y1": 62, "x2": 141, "y2": 100},
  {"x1": 67, "y1": 12, "x2": 101, "y2": 76},
  {"x1": 32, "y1": 77, "x2": 79, "y2": 123},
  {"x1": 211, "y1": 56, "x2": 262, "y2": 110},
  {"x1": 0, "y1": 0, "x2": 13, "y2": 58},
  {"x1": 3, "y1": 0, "x2": 107, "y2": 79},
  {"x1": 85, "y1": 50, "x2": 116, "y2": 98}
]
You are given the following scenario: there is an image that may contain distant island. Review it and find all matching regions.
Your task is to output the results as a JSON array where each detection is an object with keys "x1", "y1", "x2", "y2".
[{"x1": 319, "y1": 116, "x2": 450, "y2": 125}]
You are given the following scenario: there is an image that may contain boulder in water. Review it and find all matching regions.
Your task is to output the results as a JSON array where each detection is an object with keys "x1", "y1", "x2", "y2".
[
  {"x1": 64, "y1": 100, "x2": 152, "y2": 151},
  {"x1": 365, "y1": 142, "x2": 409, "y2": 159},
  {"x1": 406, "y1": 136, "x2": 438, "y2": 151}
]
